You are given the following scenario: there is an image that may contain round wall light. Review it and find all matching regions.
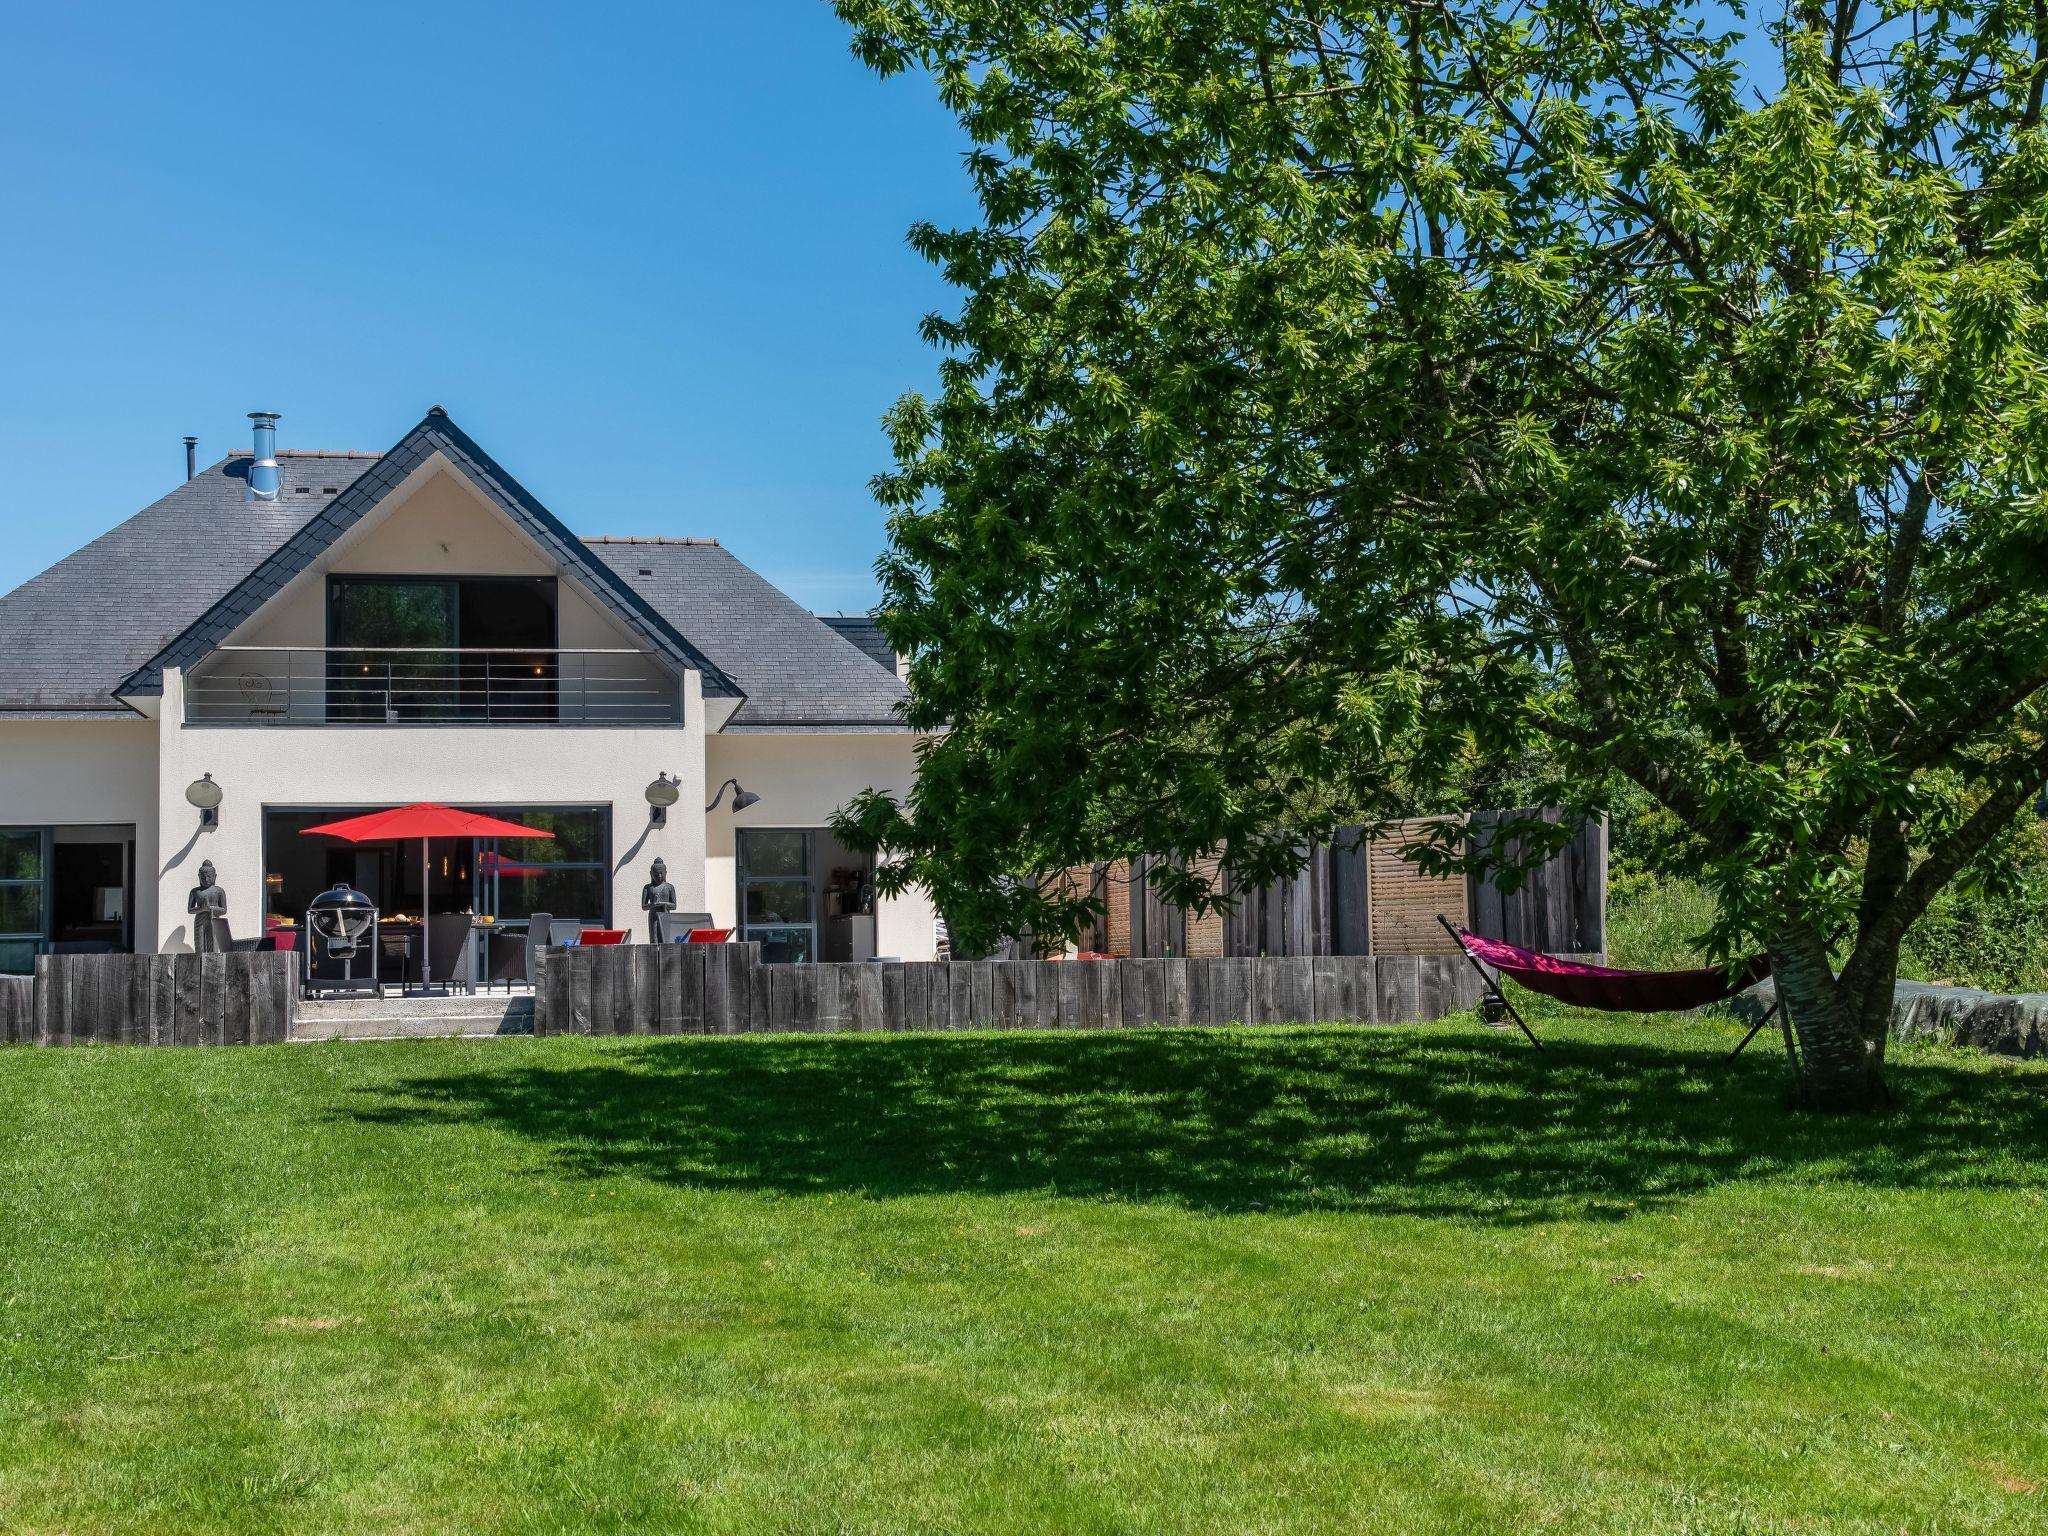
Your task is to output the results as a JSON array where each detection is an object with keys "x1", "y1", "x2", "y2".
[
  {"x1": 645, "y1": 772, "x2": 681, "y2": 826},
  {"x1": 185, "y1": 773, "x2": 223, "y2": 827}
]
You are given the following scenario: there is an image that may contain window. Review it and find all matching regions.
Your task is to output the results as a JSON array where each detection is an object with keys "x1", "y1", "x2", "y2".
[
  {"x1": 0, "y1": 828, "x2": 47, "y2": 974},
  {"x1": 326, "y1": 576, "x2": 558, "y2": 722},
  {"x1": 478, "y1": 806, "x2": 610, "y2": 926},
  {"x1": 331, "y1": 578, "x2": 458, "y2": 649}
]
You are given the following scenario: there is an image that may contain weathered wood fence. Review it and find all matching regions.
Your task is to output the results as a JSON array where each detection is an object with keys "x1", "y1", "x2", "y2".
[
  {"x1": 0, "y1": 947, "x2": 1492, "y2": 1047},
  {"x1": 0, "y1": 976, "x2": 31, "y2": 1042},
  {"x1": 1466, "y1": 807, "x2": 1608, "y2": 956},
  {"x1": 534, "y1": 943, "x2": 1487, "y2": 1037},
  {"x1": 0, "y1": 953, "x2": 296, "y2": 1047}
]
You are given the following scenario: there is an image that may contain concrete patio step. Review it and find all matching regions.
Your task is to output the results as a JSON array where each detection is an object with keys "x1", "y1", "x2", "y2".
[{"x1": 291, "y1": 992, "x2": 534, "y2": 1041}]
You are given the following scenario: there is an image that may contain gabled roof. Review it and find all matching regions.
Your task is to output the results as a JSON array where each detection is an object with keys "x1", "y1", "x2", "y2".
[
  {"x1": 117, "y1": 409, "x2": 742, "y2": 700},
  {"x1": 0, "y1": 411, "x2": 909, "y2": 729},
  {"x1": 593, "y1": 541, "x2": 908, "y2": 730}
]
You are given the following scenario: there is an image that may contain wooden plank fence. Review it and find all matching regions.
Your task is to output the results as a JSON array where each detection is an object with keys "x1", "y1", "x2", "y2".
[
  {"x1": 1467, "y1": 807, "x2": 1608, "y2": 956},
  {"x1": 0, "y1": 953, "x2": 295, "y2": 1047},
  {"x1": 1129, "y1": 853, "x2": 1188, "y2": 960},
  {"x1": 0, "y1": 946, "x2": 1494, "y2": 1047},
  {"x1": 533, "y1": 943, "x2": 1487, "y2": 1038},
  {"x1": 0, "y1": 976, "x2": 31, "y2": 1043}
]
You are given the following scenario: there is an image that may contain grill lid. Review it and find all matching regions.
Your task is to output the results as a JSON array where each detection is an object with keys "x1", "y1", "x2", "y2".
[
  {"x1": 307, "y1": 883, "x2": 377, "y2": 956},
  {"x1": 309, "y1": 883, "x2": 375, "y2": 912}
]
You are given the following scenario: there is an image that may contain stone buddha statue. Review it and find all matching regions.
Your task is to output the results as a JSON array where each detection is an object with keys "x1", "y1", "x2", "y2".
[
  {"x1": 641, "y1": 857, "x2": 678, "y2": 943},
  {"x1": 187, "y1": 859, "x2": 228, "y2": 952}
]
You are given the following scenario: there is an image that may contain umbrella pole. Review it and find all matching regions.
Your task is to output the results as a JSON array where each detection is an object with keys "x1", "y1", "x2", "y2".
[{"x1": 420, "y1": 835, "x2": 430, "y2": 994}]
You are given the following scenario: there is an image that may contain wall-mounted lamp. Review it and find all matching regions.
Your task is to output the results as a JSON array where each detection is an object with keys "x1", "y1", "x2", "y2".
[
  {"x1": 645, "y1": 771, "x2": 682, "y2": 827},
  {"x1": 185, "y1": 773, "x2": 223, "y2": 828},
  {"x1": 706, "y1": 777, "x2": 761, "y2": 814}
]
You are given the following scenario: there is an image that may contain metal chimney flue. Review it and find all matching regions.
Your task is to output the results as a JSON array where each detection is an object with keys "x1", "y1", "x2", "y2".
[
  {"x1": 183, "y1": 436, "x2": 197, "y2": 481},
  {"x1": 246, "y1": 411, "x2": 281, "y2": 501}
]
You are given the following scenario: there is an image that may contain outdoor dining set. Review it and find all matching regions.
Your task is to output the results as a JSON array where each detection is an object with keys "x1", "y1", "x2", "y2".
[
  {"x1": 191, "y1": 802, "x2": 731, "y2": 1001},
  {"x1": 293, "y1": 900, "x2": 727, "y2": 999}
]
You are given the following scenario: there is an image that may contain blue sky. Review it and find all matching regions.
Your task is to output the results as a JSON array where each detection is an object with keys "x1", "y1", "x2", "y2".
[{"x1": 0, "y1": 2, "x2": 972, "y2": 611}]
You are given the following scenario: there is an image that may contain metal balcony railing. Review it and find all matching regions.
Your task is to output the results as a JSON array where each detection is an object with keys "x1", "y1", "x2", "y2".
[{"x1": 183, "y1": 647, "x2": 683, "y2": 726}]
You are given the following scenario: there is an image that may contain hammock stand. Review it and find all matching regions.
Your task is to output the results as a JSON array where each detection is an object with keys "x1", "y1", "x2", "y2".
[{"x1": 1436, "y1": 915, "x2": 1794, "y2": 1063}]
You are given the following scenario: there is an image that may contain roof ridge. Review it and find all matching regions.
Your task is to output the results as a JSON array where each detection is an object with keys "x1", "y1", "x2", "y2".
[
  {"x1": 218, "y1": 449, "x2": 384, "y2": 460},
  {"x1": 583, "y1": 535, "x2": 722, "y2": 546}
]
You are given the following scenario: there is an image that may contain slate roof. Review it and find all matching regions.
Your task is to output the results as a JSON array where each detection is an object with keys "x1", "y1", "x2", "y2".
[
  {"x1": 0, "y1": 418, "x2": 908, "y2": 731},
  {"x1": 0, "y1": 453, "x2": 362, "y2": 714},
  {"x1": 590, "y1": 541, "x2": 907, "y2": 730},
  {"x1": 817, "y1": 613, "x2": 899, "y2": 675}
]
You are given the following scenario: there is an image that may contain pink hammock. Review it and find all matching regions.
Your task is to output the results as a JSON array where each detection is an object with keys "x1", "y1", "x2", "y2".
[{"x1": 1452, "y1": 927, "x2": 1770, "y2": 1013}]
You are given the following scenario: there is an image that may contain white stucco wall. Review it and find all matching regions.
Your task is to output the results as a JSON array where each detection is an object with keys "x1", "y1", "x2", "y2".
[
  {"x1": 154, "y1": 666, "x2": 706, "y2": 952},
  {"x1": 704, "y1": 731, "x2": 937, "y2": 961},
  {"x1": 0, "y1": 717, "x2": 161, "y2": 944},
  {"x1": 232, "y1": 460, "x2": 643, "y2": 653}
]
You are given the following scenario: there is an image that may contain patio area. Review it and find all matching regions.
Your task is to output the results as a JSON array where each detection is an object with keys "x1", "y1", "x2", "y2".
[{"x1": 253, "y1": 802, "x2": 642, "y2": 1000}]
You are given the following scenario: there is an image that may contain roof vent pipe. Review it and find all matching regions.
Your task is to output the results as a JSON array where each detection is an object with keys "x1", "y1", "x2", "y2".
[
  {"x1": 246, "y1": 412, "x2": 281, "y2": 501},
  {"x1": 183, "y1": 436, "x2": 197, "y2": 481}
]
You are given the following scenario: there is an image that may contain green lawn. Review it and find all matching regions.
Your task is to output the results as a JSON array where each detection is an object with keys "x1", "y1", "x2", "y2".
[{"x1": 2, "y1": 1012, "x2": 2044, "y2": 1535}]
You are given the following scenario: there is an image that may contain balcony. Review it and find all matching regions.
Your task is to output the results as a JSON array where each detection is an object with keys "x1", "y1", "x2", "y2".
[{"x1": 183, "y1": 647, "x2": 683, "y2": 726}]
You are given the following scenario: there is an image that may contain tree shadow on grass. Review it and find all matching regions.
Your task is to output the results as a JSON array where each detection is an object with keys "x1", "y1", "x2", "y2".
[{"x1": 343, "y1": 1025, "x2": 2048, "y2": 1223}]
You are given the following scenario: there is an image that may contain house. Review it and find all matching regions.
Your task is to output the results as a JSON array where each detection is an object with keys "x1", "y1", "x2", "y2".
[{"x1": 0, "y1": 407, "x2": 934, "y2": 971}]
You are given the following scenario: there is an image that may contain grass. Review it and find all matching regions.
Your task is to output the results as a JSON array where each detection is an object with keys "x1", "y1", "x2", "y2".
[{"x1": 2, "y1": 1012, "x2": 2046, "y2": 1535}]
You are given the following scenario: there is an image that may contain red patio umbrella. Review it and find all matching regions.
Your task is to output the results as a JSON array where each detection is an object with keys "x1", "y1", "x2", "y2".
[{"x1": 300, "y1": 804, "x2": 555, "y2": 988}]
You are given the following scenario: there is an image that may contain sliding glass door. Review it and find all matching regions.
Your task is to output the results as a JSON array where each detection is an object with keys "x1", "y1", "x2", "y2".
[
  {"x1": 0, "y1": 828, "x2": 47, "y2": 974},
  {"x1": 0, "y1": 826, "x2": 133, "y2": 970},
  {"x1": 738, "y1": 829, "x2": 815, "y2": 963},
  {"x1": 477, "y1": 807, "x2": 611, "y2": 925},
  {"x1": 263, "y1": 804, "x2": 612, "y2": 931}
]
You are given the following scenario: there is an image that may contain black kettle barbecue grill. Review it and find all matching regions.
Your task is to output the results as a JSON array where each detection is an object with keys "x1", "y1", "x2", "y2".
[{"x1": 303, "y1": 883, "x2": 382, "y2": 997}]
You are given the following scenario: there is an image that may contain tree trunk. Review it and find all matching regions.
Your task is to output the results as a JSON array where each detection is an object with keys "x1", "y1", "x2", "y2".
[{"x1": 1768, "y1": 928, "x2": 1890, "y2": 1111}]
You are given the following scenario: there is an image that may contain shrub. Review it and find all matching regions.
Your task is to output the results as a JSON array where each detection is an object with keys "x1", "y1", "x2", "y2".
[
  {"x1": 1606, "y1": 871, "x2": 1721, "y2": 972},
  {"x1": 1897, "y1": 819, "x2": 2048, "y2": 993},
  {"x1": 1609, "y1": 816, "x2": 2048, "y2": 994}
]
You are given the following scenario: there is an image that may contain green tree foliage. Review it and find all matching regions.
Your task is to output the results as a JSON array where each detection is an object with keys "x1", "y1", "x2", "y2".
[
  {"x1": 1898, "y1": 808, "x2": 2048, "y2": 990},
  {"x1": 833, "y1": 1, "x2": 2048, "y2": 1108}
]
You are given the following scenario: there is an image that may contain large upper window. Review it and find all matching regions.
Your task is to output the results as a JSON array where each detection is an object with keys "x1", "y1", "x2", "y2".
[
  {"x1": 328, "y1": 576, "x2": 557, "y2": 649},
  {"x1": 326, "y1": 577, "x2": 557, "y2": 722}
]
